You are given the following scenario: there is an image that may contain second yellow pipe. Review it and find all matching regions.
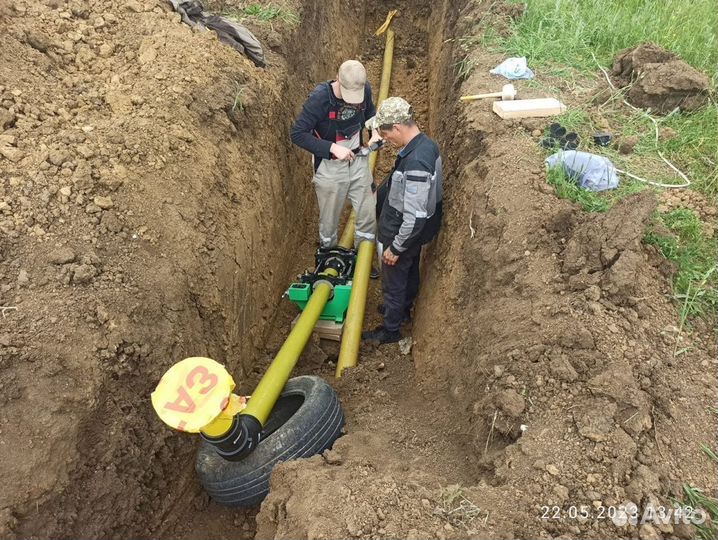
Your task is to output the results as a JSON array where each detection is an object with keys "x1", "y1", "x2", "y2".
[{"x1": 336, "y1": 28, "x2": 395, "y2": 377}]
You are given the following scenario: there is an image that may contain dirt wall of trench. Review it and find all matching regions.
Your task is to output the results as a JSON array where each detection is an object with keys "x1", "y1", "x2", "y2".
[{"x1": 0, "y1": 1, "x2": 364, "y2": 538}]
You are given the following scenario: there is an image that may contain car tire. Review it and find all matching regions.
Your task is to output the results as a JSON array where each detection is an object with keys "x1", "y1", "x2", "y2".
[{"x1": 195, "y1": 375, "x2": 344, "y2": 507}]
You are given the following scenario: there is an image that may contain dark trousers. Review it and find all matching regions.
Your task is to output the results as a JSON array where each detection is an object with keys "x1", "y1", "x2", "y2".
[{"x1": 382, "y1": 244, "x2": 421, "y2": 332}]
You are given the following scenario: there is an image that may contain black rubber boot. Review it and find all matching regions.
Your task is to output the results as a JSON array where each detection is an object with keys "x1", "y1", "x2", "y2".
[{"x1": 361, "y1": 325, "x2": 402, "y2": 345}]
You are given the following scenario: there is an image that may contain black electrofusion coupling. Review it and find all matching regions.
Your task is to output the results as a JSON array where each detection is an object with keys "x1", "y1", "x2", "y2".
[
  {"x1": 201, "y1": 414, "x2": 263, "y2": 461},
  {"x1": 314, "y1": 246, "x2": 356, "y2": 278}
]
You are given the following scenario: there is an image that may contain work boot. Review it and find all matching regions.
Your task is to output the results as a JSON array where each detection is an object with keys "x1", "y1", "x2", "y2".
[
  {"x1": 361, "y1": 325, "x2": 401, "y2": 345},
  {"x1": 377, "y1": 304, "x2": 411, "y2": 324}
]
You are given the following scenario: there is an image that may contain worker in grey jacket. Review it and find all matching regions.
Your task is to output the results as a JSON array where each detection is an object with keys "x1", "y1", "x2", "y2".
[
  {"x1": 290, "y1": 60, "x2": 380, "y2": 248},
  {"x1": 362, "y1": 97, "x2": 443, "y2": 345}
]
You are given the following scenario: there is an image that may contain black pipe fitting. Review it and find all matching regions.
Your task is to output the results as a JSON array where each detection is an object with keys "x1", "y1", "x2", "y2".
[
  {"x1": 201, "y1": 413, "x2": 263, "y2": 462},
  {"x1": 541, "y1": 123, "x2": 581, "y2": 151},
  {"x1": 299, "y1": 246, "x2": 356, "y2": 291},
  {"x1": 314, "y1": 246, "x2": 356, "y2": 278},
  {"x1": 563, "y1": 132, "x2": 580, "y2": 150},
  {"x1": 564, "y1": 132, "x2": 579, "y2": 143},
  {"x1": 324, "y1": 255, "x2": 347, "y2": 274},
  {"x1": 593, "y1": 132, "x2": 612, "y2": 146},
  {"x1": 549, "y1": 123, "x2": 566, "y2": 138},
  {"x1": 540, "y1": 136, "x2": 557, "y2": 149}
]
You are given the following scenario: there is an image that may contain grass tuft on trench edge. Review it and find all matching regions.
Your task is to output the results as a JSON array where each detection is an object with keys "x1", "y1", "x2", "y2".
[{"x1": 224, "y1": 3, "x2": 299, "y2": 25}]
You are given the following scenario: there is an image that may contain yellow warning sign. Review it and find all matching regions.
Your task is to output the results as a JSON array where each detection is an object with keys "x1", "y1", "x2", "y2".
[{"x1": 151, "y1": 357, "x2": 235, "y2": 433}]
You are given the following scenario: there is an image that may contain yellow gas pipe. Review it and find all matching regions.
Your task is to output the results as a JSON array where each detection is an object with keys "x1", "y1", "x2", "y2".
[
  {"x1": 241, "y1": 271, "x2": 335, "y2": 424},
  {"x1": 335, "y1": 25, "x2": 396, "y2": 378},
  {"x1": 156, "y1": 255, "x2": 345, "y2": 449},
  {"x1": 338, "y1": 213, "x2": 356, "y2": 249}
]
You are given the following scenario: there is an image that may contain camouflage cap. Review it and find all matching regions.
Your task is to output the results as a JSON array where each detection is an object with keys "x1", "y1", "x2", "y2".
[{"x1": 365, "y1": 97, "x2": 413, "y2": 129}]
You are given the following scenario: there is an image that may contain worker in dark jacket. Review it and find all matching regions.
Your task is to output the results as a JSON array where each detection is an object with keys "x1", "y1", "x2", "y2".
[
  {"x1": 290, "y1": 60, "x2": 380, "y2": 248},
  {"x1": 361, "y1": 97, "x2": 443, "y2": 345}
]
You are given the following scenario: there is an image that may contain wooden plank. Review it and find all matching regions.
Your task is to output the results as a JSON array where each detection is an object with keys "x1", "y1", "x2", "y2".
[
  {"x1": 493, "y1": 98, "x2": 567, "y2": 119},
  {"x1": 291, "y1": 315, "x2": 344, "y2": 342},
  {"x1": 312, "y1": 319, "x2": 344, "y2": 341}
]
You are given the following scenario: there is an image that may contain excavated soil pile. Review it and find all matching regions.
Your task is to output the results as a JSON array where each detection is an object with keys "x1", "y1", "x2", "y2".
[
  {"x1": 0, "y1": 0, "x2": 363, "y2": 537},
  {"x1": 1, "y1": 1, "x2": 716, "y2": 540},
  {"x1": 611, "y1": 42, "x2": 711, "y2": 113}
]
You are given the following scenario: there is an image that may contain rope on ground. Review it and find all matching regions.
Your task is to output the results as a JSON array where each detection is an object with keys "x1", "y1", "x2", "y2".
[
  {"x1": 592, "y1": 53, "x2": 691, "y2": 189},
  {"x1": 1, "y1": 306, "x2": 17, "y2": 318}
]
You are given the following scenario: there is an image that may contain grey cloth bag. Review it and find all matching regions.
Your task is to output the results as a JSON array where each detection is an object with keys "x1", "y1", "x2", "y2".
[
  {"x1": 545, "y1": 150, "x2": 620, "y2": 192},
  {"x1": 168, "y1": 0, "x2": 266, "y2": 67}
]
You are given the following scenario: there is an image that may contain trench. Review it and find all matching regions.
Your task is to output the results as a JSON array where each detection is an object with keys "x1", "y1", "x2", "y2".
[
  {"x1": 160, "y1": 1, "x2": 479, "y2": 537},
  {"x1": 128, "y1": 1, "x2": 715, "y2": 537},
  {"x1": 170, "y1": 0, "x2": 490, "y2": 537},
  {"x1": 8, "y1": 0, "x2": 489, "y2": 538}
]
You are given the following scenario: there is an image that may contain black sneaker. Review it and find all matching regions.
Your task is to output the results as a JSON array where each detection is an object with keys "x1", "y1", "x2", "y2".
[
  {"x1": 370, "y1": 266, "x2": 379, "y2": 279},
  {"x1": 361, "y1": 325, "x2": 401, "y2": 345}
]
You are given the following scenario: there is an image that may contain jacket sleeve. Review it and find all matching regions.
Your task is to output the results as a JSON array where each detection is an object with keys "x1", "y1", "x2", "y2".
[
  {"x1": 290, "y1": 88, "x2": 333, "y2": 159},
  {"x1": 390, "y1": 159, "x2": 432, "y2": 255}
]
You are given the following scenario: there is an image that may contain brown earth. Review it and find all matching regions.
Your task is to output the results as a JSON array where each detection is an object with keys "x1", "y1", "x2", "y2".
[
  {"x1": 611, "y1": 42, "x2": 711, "y2": 114},
  {"x1": 0, "y1": 0, "x2": 362, "y2": 537},
  {"x1": 0, "y1": 1, "x2": 716, "y2": 540}
]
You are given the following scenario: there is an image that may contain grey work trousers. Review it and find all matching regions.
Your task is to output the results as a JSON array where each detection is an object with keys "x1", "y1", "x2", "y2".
[{"x1": 312, "y1": 156, "x2": 376, "y2": 248}]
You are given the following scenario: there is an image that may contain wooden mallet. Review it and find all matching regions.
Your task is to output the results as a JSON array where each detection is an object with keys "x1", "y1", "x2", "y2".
[{"x1": 460, "y1": 84, "x2": 517, "y2": 101}]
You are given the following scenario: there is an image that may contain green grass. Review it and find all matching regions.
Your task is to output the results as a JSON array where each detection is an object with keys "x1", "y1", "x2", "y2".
[
  {"x1": 681, "y1": 484, "x2": 717, "y2": 540},
  {"x1": 455, "y1": 54, "x2": 477, "y2": 81},
  {"x1": 222, "y1": 3, "x2": 299, "y2": 26},
  {"x1": 602, "y1": 104, "x2": 718, "y2": 195},
  {"x1": 644, "y1": 208, "x2": 717, "y2": 320},
  {"x1": 225, "y1": 3, "x2": 299, "y2": 25},
  {"x1": 557, "y1": 110, "x2": 591, "y2": 132},
  {"x1": 231, "y1": 82, "x2": 245, "y2": 112},
  {"x1": 649, "y1": 105, "x2": 718, "y2": 196},
  {"x1": 546, "y1": 166, "x2": 611, "y2": 212},
  {"x1": 499, "y1": 0, "x2": 717, "y2": 74}
]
